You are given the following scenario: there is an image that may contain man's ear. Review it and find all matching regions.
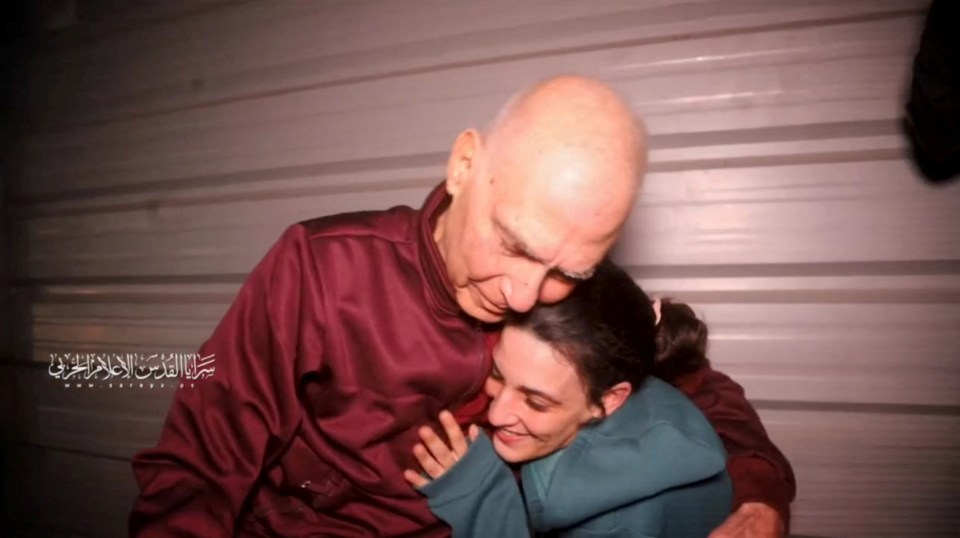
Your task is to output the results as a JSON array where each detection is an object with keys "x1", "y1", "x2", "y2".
[
  {"x1": 593, "y1": 381, "x2": 632, "y2": 419},
  {"x1": 446, "y1": 129, "x2": 482, "y2": 196}
]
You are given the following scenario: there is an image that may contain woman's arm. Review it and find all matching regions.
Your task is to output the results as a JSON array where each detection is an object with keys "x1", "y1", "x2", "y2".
[
  {"x1": 405, "y1": 412, "x2": 531, "y2": 538},
  {"x1": 672, "y1": 366, "x2": 795, "y2": 535}
]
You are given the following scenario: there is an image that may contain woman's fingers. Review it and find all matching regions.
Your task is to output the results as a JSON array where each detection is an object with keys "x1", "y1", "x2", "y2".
[
  {"x1": 468, "y1": 423, "x2": 479, "y2": 442},
  {"x1": 403, "y1": 468, "x2": 428, "y2": 489},
  {"x1": 439, "y1": 410, "x2": 469, "y2": 458},
  {"x1": 419, "y1": 424, "x2": 458, "y2": 469},
  {"x1": 407, "y1": 414, "x2": 476, "y2": 489},
  {"x1": 413, "y1": 442, "x2": 446, "y2": 479}
]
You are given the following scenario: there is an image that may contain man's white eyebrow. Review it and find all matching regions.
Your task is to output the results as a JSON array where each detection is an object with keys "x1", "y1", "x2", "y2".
[
  {"x1": 493, "y1": 219, "x2": 594, "y2": 281},
  {"x1": 561, "y1": 266, "x2": 594, "y2": 282}
]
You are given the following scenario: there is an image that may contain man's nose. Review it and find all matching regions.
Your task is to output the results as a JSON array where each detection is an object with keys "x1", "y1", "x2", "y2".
[{"x1": 500, "y1": 263, "x2": 549, "y2": 313}]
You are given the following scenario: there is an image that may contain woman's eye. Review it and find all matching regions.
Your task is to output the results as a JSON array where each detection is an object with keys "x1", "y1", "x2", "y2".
[{"x1": 526, "y1": 399, "x2": 548, "y2": 412}]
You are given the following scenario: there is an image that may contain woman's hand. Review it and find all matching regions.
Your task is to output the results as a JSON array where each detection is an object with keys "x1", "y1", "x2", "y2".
[{"x1": 404, "y1": 410, "x2": 479, "y2": 488}]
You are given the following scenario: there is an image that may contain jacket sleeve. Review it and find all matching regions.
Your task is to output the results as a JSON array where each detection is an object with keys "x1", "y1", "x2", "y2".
[
  {"x1": 129, "y1": 225, "x2": 325, "y2": 536},
  {"x1": 671, "y1": 366, "x2": 797, "y2": 529},
  {"x1": 420, "y1": 433, "x2": 531, "y2": 538}
]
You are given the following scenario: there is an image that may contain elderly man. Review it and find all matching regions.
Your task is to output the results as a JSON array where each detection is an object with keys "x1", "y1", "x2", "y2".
[{"x1": 130, "y1": 76, "x2": 794, "y2": 537}]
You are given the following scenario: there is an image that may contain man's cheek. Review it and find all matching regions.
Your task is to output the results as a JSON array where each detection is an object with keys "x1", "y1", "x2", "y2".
[{"x1": 467, "y1": 252, "x2": 505, "y2": 280}]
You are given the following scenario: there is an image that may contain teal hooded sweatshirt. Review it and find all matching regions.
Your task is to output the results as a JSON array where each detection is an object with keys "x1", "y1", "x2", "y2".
[{"x1": 420, "y1": 377, "x2": 732, "y2": 537}]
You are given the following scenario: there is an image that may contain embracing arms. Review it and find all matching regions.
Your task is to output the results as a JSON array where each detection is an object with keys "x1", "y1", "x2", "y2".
[
  {"x1": 673, "y1": 366, "x2": 796, "y2": 536},
  {"x1": 406, "y1": 412, "x2": 531, "y2": 538}
]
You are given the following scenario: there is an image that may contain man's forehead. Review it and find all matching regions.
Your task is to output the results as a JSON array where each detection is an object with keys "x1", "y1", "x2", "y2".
[{"x1": 493, "y1": 207, "x2": 607, "y2": 276}]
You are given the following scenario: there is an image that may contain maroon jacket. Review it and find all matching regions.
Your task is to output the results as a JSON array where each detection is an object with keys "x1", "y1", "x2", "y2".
[{"x1": 130, "y1": 185, "x2": 795, "y2": 536}]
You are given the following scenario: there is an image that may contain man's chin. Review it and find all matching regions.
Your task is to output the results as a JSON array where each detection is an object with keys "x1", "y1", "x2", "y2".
[
  {"x1": 457, "y1": 293, "x2": 506, "y2": 323},
  {"x1": 464, "y1": 304, "x2": 506, "y2": 323}
]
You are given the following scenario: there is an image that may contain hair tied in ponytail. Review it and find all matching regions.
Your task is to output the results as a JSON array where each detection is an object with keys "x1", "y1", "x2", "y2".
[{"x1": 651, "y1": 298, "x2": 662, "y2": 326}]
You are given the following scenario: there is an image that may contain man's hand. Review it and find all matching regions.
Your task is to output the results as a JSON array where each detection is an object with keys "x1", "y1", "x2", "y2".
[
  {"x1": 709, "y1": 502, "x2": 784, "y2": 538},
  {"x1": 403, "y1": 410, "x2": 479, "y2": 488}
]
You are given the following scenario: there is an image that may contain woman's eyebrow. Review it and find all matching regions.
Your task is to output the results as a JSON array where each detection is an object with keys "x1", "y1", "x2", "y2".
[
  {"x1": 517, "y1": 385, "x2": 562, "y2": 406},
  {"x1": 491, "y1": 358, "x2": 562, "y2": 405}
]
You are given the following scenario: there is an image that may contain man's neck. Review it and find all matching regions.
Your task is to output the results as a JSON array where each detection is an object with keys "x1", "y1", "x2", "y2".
[{"x1": 431, "y1": 208, "x2": 449, "y2": 264}]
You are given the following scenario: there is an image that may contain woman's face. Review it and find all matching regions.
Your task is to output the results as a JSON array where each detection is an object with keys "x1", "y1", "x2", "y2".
[{"x1": 484, "y1": 326, "x2": 602, "y2": 463}]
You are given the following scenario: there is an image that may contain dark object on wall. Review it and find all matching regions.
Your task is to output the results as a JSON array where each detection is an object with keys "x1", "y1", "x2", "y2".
[{"x1": 904, "y1": 0, "x2": 960, "y2": 184}]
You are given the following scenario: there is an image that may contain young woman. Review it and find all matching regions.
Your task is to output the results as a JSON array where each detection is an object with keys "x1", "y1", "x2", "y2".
[{"x1": 403, "y1": 260, "x2": 732, "y2": 537}]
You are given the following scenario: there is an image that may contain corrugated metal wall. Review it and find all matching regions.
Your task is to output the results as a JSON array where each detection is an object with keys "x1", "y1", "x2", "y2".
[{"x1": 6, "y1": 1, "x2": 959, "y2": 536}]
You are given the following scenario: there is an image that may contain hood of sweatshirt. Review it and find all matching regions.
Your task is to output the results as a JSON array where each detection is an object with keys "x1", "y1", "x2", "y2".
[{"x1": 522, "y1": 377, "x2": 728, "y2": 532}]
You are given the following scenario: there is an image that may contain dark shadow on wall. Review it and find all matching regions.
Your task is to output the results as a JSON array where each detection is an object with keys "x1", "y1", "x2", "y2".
[
  {"x1": 902, "y1": 0, "x2": 960, "y2": 185},
  {"x1": 1, "y1": 1, "x2": 41, "y2": 535}
]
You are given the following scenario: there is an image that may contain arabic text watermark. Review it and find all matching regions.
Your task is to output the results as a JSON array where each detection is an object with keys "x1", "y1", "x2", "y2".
[{"x1": 48, "y1": 352, "x2": 216, "y2": 388}]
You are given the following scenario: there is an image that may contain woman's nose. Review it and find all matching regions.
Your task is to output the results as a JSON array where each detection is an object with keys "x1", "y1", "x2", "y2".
[{"x1": 486, "y1": 389, "x2": 517, "y2": 426}]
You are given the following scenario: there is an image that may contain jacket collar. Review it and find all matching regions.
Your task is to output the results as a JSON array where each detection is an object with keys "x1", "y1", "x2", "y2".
[{"x1": 418, "y1": 182, "x2": 464, "y2": 319}]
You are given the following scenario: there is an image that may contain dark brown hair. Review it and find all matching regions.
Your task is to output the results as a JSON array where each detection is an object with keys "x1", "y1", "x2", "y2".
[{"x1": 505, "y1": 259, "x2": 709, "y2": 413}]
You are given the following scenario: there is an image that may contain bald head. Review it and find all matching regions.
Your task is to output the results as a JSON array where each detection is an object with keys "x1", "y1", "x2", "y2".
[
  {"x1": 484, "y1": 75, "x2": 647, "y2": 200},
  {"x1": 435, "y1": 75, "x2": 649, "y2": 322}
]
